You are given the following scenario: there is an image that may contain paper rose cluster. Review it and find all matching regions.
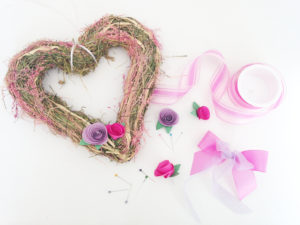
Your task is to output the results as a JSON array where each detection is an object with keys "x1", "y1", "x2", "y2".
[{"x1": 80, "y1": 122, "x2": 125, "y2": 149}]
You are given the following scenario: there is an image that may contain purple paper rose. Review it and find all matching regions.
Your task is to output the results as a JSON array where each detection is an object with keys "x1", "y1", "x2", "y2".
[
  {"x1": 82, "y1": 122, "x2": 108, "y2": 145},
  {"x1": 159, "y1": 108, "x2": 179, "y2": 127}
]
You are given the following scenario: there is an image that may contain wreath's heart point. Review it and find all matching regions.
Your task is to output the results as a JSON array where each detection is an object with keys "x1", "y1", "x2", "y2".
[{"x1": 5, "y1": 15, "x2": 161, "y2": 162}]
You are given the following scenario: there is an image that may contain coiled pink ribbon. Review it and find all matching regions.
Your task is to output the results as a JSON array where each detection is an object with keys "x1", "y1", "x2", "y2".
[
  {"x1": 190, "y1": 131, "x2": 268, "y2": 200},
  {"x1": 152, "y1": 50, "x2": 285, "y2": 123}
]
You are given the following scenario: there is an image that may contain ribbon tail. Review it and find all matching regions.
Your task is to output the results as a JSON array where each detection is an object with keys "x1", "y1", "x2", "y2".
[
  {"x1": 212, "y1": 161, "x2": 252, "y2": 213},
  {"x1": 232, "y1": 168, "x2": 256, "y2": 200},
  {"x1": 242, "y1": 150, "x2": 268, "y2": 172}
]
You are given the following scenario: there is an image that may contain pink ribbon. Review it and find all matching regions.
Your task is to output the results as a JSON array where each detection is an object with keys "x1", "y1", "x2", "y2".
[
  {"x1": 190, "y1": 131, "x2": 268, "y2": 199},
  {"x1": 152, "y1": 50, "x2": 285, "y2": 123}
]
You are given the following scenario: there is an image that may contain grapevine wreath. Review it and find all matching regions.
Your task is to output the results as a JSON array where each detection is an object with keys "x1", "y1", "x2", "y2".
[{"x1": 5, "y1": 15, "x2": 162, "y2": 162}]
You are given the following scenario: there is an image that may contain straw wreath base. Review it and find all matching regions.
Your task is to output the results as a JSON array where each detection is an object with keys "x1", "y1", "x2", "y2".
[{"x1": 5, "y1": 15, "x2": 161, "y2": 162}]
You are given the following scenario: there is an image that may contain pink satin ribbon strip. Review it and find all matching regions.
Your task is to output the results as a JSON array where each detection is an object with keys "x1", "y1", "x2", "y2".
[
  {"x1": 190, "y1": 131, "x2": 268, "y2": 199},
  {"x1": 152, "y1": 50, "x2": 285, "y2": 123}
]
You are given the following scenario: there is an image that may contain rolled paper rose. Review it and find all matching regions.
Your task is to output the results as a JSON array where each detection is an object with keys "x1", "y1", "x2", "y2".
[
  {"x1": 154, "y1": 160, "x2": 175, "y2": 178},
  {"x1": 191, "y1": 102, "x2": 210, "y2": 120},
  {"x1": 154, "y1": 160, "x2": 181, "y2": 179},
  {"x1": 106, "y1": 123, "x2": 125, "y2": 140},
  {"x1": 197, "y1": 106, "x2": 210, "y2": 120},
  {"x1": 82, "y1": 122, "x2": 108, "y2": 145},
  {"x1": 159, "y1": 108, "x2": 179, "y2": 127}
]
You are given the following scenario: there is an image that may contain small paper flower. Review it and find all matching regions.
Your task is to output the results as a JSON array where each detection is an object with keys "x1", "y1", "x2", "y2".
[
  {"x1": 191, "y1": 102, "x2": 210, "y2": 120},
  {"x1": 156, "y1": 108, "x2": 179, "y2": 133},
  {"x1": 80, "y1": 122, "x2": 108, "y2": 150},
  {"x1": 154, "y1": 160, "x2": 181, "y2": 178},
  {"x1": 106, "y1": 123, "x2": 125, "y2": 140}
]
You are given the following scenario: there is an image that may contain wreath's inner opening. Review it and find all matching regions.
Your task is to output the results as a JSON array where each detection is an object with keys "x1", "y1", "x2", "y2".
[{"x1": 43, "y1": 47, "x2": 130, "y2": 123}]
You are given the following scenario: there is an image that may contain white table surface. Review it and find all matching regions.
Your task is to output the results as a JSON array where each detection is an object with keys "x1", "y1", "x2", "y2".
[{"x1": 0, "y1": 0, "x2": 299, "y2": 224}]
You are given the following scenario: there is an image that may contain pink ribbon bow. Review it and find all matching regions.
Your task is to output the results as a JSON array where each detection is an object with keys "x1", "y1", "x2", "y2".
[{"x1": 190, "y1": 131, "x2": 268, "y2": 199}]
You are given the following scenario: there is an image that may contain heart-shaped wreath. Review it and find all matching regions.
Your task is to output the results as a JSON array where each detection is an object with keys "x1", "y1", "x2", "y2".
[{"x1": 5, "y1": 15, "x2": 161, "y2": 162}]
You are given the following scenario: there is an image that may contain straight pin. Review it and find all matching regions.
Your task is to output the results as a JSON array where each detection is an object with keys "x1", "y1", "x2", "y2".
[
  {"x1": 108, "y1": 188, "x2": 130, "y2": 193},
  {"x1": 175, "y1": 131, "x2": 183, "y2": 144},
  {"x1": 125, "y1": 188, "x2": 131, "y2": 204},
  {"x1": 165, "y1": 54, "x2": 188, "y2": 58},
  {"x1": 170, "y1": 133, "x2": 174, "y2": 151},
  {"x1": 158, "y1": 133, "x2": 172, "y2": 151},
  {"x1": 139, "y1": 169, "x2": 155, "y2": 182},
  {"x1": 115, "y1": 173, "x2": 132, "y2": 186}
]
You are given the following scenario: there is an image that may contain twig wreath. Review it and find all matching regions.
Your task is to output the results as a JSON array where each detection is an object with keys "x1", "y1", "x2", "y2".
[{"x1": 5, "y1": 15, "x2": 162, "y2": 162}]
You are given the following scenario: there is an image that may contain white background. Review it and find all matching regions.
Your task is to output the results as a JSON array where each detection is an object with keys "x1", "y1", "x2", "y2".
[{"x1": 0, "y1": 0, "x2": 299, "y2": 224}]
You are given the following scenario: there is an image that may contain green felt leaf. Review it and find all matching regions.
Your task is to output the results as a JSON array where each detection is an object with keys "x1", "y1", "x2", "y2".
[
  {"x1": 174, "y1": 164, "x2": 181, "y2": 173},
  {"x1": 171, "y1": 164, "x2": 181, "y2": 177},
  {"x1": 121, "y1": 122, "x2": 125, "y2": 126},
  {"x1": 95, "y1": 145, "x2": 102, "y2": 150},
  {"x1": 191, "y1": 110, "x2": 197, "y2": 117},
  {"x1": 171, "y1": 171, "x2": 179, "y2": 177},
  {"x1": 193, "y1": 102, "x2": 200, "y2": 110},
  {"x1": 165, "y1": 126, "x2": 172, "y2": 133},
  {"x1": 79, "y1": 139, "x2": 89, "y2": 146},
  {"x1": 156, "y1": 121, "x2": 164, "y2": 130}
]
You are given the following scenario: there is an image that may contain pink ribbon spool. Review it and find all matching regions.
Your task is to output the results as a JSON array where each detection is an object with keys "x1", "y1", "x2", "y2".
[
  {"x1": 234, "y1": 64, "x2": 283, "y2": 108},
  {"x1": 152, "y1": 50, "x2": 285, "y2": 124}
]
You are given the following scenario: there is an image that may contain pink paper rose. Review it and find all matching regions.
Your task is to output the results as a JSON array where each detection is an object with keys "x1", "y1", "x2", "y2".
[
  {"x1": 154, "y1": 160, "x2": 181, "y2": 179},
  {"x1": 106, "y1": 123, "x2": 125, "y2": 140},
  {"x1": 192, "y1": 102, "x2": 210, "y2": 120},
  {"x1": 196, "y1": 106, "x2": 210, "y2": 120}
]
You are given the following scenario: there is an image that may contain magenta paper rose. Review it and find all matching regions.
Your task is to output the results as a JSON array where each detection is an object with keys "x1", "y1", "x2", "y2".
[
  {"x1": 80, "y1": 122, "x2": 108, "y2": 149},
  {"x1": 197, "y1": 106, "x2": 210, "y2": 120},
  {"x1": 156, "y1": 108, "x2": 179, "y2": 133},
  {"x1": 191, "y1": 102, "x2": 210, "y2": 120},
  {"x1": 154, "y1": 160, "x2": 181, "y2": 178},
  {"x1": 106, "y1": 123, "x2": 125, "y2": 140}
]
